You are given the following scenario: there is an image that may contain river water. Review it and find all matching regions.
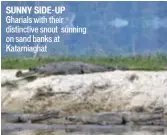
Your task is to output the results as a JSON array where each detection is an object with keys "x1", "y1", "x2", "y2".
[
  {"x1": 2, "y1": 130, "x2": 166, "y2": 135},
  {"x1": 2, "y1": 125, "x2": 167, "y2": 135}
]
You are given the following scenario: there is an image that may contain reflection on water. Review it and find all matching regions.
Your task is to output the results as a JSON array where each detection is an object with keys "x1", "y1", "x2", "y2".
[{"x1": 3, "y1": 130, "x2": 167, "y2": 135}]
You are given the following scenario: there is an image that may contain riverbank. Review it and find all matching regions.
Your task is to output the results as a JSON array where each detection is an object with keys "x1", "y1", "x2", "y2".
[
  {"x1": 2, "y1": 70, "x2": 167, "y2": 115},
  {"x1": 2, "y1": 55, "x2": 167, "y2": 70},
  {"x1": 1, "y1": 70, "x2": 167, "y2": 134}
]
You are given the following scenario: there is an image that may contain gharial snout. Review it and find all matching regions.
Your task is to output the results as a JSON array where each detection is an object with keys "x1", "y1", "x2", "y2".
[{"x1": 15, "y1": 70, "x2": 23, "y2": 77}]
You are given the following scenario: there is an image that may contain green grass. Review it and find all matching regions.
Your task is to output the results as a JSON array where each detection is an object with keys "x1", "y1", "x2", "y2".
[{"x1": 1, "y1": 54, "x2": 167, "y2": 71}]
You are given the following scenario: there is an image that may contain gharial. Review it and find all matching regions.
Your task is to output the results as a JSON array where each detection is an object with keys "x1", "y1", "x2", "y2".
[{"x1": 16, "y1": 61, "x2": 129, "y2": 78}]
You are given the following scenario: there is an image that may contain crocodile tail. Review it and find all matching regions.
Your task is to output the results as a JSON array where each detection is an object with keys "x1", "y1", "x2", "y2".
[{"x1": 107, "y1": 66, "x2": 129, "y2": 71}]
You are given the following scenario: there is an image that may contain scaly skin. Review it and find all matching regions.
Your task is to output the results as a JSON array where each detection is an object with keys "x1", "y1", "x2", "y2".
[{"x1": 16, "y1": 61, "x2": 118, "y2": 78}]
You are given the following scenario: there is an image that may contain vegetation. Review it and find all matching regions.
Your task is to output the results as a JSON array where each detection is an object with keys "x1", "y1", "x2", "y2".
[{"x1": 1, "y1": 54, "x2": 167, "y2": 71}]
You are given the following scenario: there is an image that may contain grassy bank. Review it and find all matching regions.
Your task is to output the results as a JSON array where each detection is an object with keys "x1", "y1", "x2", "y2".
[{"x1": 1, "y1": 54, "x2": 167, "y2": 70}]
